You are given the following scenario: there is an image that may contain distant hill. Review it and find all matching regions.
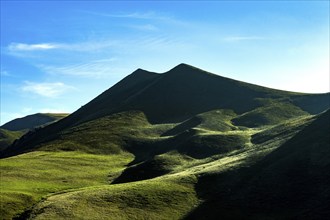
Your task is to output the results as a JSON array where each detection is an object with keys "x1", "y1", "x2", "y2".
[
  {"x1": 0, "y1": 113, "x2": 68, "y2": 151},
  {"x1": 1, "y1": 64, "x2": 329, "y2": 219},
  {"x1": 1, "y1": 113, "x2": 68, "y2": 131}
]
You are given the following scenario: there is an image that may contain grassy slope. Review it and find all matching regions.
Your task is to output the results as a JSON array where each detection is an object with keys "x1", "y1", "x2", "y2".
[
  {"x1": 0, "y1": 151, "x2": 133, "y2": 219},
  {"x1": 24, "y1": 112, "x2": 322, "y2": 220},
  {"x1": 28, "y1": 177, "x2": 198, "y2": 220},
  {"x1": 187, "y1": 110, "x2": 330, "y2": 219},
  {"x1": 232, "y1": 101, "x2": 309, "y2": 127},
  {"x1": 1, "y1": 109, "x2": 318, "y2": 219},
  {"x1": 0, "y1": 129, "x2": 24, "y2": 151}
]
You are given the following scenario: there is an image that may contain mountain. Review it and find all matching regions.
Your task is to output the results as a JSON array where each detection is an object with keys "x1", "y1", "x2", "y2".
[
  {"x1": 1, "y1": 64, "x2": 329, "y2": 219},
  {"x1": 2, "y1": 64, "x2": 329, "y2": 157}
]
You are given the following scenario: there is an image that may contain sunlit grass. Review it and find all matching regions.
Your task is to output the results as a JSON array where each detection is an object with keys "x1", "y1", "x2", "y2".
[
  {"x1": 28, "y1": 177, "x2": 199, "y2": 220},
  {"x1": 0, "y1": 110, "x2": 320, "y2": 219},
  {"x1": 0, "y1": 151, "x2": 133, "y2": 219}
]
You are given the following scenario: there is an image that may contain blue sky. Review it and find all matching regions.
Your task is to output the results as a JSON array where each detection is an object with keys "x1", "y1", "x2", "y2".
[{"x1": 1, "y1": 1, "x2": 329, "y2": 125}]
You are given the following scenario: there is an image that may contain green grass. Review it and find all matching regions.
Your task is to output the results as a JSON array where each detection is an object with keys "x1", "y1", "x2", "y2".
[
  {"x1": 113, "y1": 150, "x2": 196, "y2": 183},
  {"x1": 251, "y1": 115, "x2": 314, "y2": 144},
  {"x1": 1, "y1": 110, "x2": 326, "y2": 219},
  {"x1": 28, "y1": 177, "x2": 198, "y2": 220},
  {"x1": 232, "y1": 101, "x2": 309, "y2": 127},
  {"x1": 187, "y1": 110, "x2": 330, "y2": 219},
  {"x1": 0, "y1": 129, "x2": 24, "y2": 151},
  {"x1": 0, "y1": 151, "x2": 133, "y2": 219}
]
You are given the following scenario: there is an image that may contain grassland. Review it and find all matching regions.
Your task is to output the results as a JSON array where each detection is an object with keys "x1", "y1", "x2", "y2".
[
  {"x1": 1, "y1": 64, "x2": 329, "y2": 219},
  {"x1": 0, "y1": 151, "x2": 133, "y2": 219},
  {"x1": 1, "y1": 109, "x2": 320, "y2": 219},
  {"x1": 28, "y1": 177, "x2": 198, "y2": 220}
]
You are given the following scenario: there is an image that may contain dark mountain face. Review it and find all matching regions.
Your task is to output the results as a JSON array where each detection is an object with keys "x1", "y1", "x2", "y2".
[
  {"x1": 2, "y1": 63, "x2": 329, "y2": 157},
  {"x1": 69, "y1": 63, "x2": 328, "y2": 124}
]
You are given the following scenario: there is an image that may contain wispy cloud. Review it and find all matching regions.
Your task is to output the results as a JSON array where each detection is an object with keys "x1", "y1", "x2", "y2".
[
  {"x1": 7, "y1": 41, "x2": 118, "y2": 53},
  {"x1": 40, "y1": 58, "x2": 122, "y2": 78},
  {"x1": 83, "y1": 10, "x2": 169, "y2": 20},
  {"x1": 1, "y1": 70, "x2": 13, "y2": 77},
  {"x1": 113, "y1": 11, "x2": 164, "y2": 20},
  {"x1": 128, "y1": 24, "x2": 159, "y2": 31},
  {"x1": 81, "y1": 10, "x2": 188, "y2": 26},
  {"x1": 8, "y1": 43, "x2": 61, "y2": 51},
  {"x1": 223, "y1": 36, "x2": 265, "y2": 42},
  {"x1": 22, "y1": 81, "x2": 75, "y2": 98}
]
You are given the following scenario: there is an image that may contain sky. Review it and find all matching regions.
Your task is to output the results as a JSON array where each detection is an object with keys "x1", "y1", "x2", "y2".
[{"x1": 1, "y1": 1, "x2": 329, "y2": 125}]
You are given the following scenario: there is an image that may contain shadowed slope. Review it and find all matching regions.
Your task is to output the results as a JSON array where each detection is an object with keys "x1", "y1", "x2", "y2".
[{"x1": 188, "y1": 110, "x2": 330, "y2": 219}]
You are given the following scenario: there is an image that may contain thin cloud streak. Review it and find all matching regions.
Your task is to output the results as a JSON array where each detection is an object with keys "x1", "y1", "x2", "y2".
[
  {"x1": 1, "y1": 70, "x2": 13, "y2": 77},
  {"x1": 81, "y1": 10, "x2": 188, "y2": 26},
  {"x1": 83, "y1": 10, "x2": 171, "y2": 20},
  {"x1": 223, "y1": 36, "x2": 265, "y2": 42},
  {"x1": 8, "y1": 43, "x2": 61, "y2": 51},
  {"x1": 40, "y1": 58, "x2": 122, "y2": 78},
  {"x1": 7, "y1": 41, "x2": 117, "y2": 53},
  {"x1": 127, "y1": 24, "x2": 159, "y2": 31},
  {"x1": 22, "y1": 81, "x2": 75, "y2": 98}
]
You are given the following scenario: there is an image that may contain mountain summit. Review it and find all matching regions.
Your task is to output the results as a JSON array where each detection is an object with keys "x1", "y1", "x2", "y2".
[{"x1": 37, "y1": 63, "x2": 330, "y2": 124}]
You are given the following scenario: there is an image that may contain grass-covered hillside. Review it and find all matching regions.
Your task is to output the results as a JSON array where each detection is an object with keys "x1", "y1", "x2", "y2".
[
  {"x1": 1, "y1": 64, "x2": 329, "y2": 219},
  {"x1": 0, "y1": 129, "x2": 24, "y2": 151}
]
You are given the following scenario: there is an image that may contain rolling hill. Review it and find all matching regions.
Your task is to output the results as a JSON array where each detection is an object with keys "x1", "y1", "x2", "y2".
[
  {"x1": 188, "y1": 109, "x2": 330, "y2": 219},
  {"x1": 1, "y1": 64, "x2": 329, "y2": 219}
]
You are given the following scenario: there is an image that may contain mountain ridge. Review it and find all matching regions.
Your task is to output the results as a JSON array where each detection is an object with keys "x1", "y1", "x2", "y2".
[{"x1": 2, "y1": 64, "x2": 329, "y2": 158}]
